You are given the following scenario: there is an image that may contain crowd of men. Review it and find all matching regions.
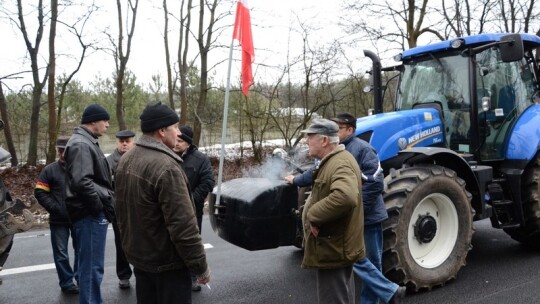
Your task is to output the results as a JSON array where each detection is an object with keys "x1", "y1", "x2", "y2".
[{"x1": 34, "y1": 102, "x2": 406, "y2": 304}]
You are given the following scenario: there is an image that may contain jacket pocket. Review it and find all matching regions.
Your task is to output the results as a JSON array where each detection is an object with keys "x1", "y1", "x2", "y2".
[{"x1": 315, "y1": 233, "x2": 344, "y2": 263}]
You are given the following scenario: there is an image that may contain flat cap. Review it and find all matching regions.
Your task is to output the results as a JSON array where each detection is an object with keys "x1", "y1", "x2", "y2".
[
  {"x1": 56, "y1": 136, "x2": 70, "y2": 148},
  {"x1": 115, "y1": 130, "x2": 136, "y2": 139},
  {"x1": 300, "y1": 118, "x2": 339, "y2": 136},
  {"x1": 331, "y1": 112, "x2": 357, "y2": 129}
]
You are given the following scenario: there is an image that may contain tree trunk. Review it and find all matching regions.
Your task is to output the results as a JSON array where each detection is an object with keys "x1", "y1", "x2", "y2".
[
  {"x1": 46, "y1": 0, "x2": 58, "y2": 164},
  {"x1": 0, "y1": 84, "x2": 18, "y2": 167}
]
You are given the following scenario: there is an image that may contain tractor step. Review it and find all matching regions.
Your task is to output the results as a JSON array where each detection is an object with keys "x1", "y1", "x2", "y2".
[{"x1": 491, "y1": 199, "x2": 520, "y2": 229}]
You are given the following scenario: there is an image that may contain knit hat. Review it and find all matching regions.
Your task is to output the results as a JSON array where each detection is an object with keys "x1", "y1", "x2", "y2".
[
  {"x1": 300, "y1": 118, "x2": 339, "y2": 136},
  {"x1": 81, "y1": 104, "x2": 110, "y2": 124},
  {"x1": 140, "y1": 102, "x2": 179, "y2": 132},
  {"x1": 331, "y1": 112, "x2": 357, "y2": 129},
  {"x1": 178, "y1": 125, "x2": 193, "y2": 145}
]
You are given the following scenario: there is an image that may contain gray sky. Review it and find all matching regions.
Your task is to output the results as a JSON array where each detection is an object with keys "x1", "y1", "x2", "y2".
[{"x1": 0, "y1": 0, "x2": 364, "y2": 92}]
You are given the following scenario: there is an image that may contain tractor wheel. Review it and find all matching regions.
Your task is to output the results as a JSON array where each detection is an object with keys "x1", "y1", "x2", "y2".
[
  {"x1": 383, "y1": 164, "x2": 473, "y2": 291},
  {"x1": 504, "y1": 151, "x2": 540, "y2": 247}
]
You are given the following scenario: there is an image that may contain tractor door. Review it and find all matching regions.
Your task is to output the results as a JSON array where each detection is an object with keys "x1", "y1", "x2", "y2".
[{"x1": 475, "y1": 48, "x2": 537, "y2": 160}]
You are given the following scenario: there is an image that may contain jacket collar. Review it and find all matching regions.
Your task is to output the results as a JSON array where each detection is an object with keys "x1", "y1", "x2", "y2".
[
  {"x1": 318, "y1": 144, "x2": 346, "y2": 168},
  {"x1": 74, "y1": 126, "x2": 99, "y2": 144},
  {"x1": 136, "y1": 135, "x2": 183, "y2": 163}
]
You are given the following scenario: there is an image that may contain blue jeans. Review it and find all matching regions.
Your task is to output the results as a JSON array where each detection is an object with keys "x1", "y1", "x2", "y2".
[
  {"x1": 354, "y1": 222, "x2": 398, "y2": 304},
  {"x1": 50, "y1": 224, "x2": 79, "y2": 289},
  {"x1": 74, "y1": 213, "x2": 108, "y2": 304}
]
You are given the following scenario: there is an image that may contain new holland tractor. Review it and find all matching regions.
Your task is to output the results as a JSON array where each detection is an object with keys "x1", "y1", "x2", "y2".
[{"x1": 209, "y1": 33, "x2": 540, "y2": 291}]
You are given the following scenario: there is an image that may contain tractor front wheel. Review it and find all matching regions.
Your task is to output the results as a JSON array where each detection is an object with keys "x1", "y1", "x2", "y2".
[{"x1": 383, "y1": 164, "x2": 473, "y2": 291}]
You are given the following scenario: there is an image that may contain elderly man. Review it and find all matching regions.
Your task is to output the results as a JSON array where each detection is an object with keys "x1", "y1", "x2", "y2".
[
  {"x1": 299, "y1": 118, "x2": 364, "y2": 304},
  {"x1": 106, "y1": 130, "x2": 136, "y2": 289},
  {"x1": 114, "y1": 102, "x2": 210, "y2": 304},
  {"x1": 64, "y1": 103, "x2": 114, "y2": 304}
]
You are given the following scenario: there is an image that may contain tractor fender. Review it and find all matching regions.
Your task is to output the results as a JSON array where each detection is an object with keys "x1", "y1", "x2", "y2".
[
  {"x1": 506, "y1": 104, "x2": 540, "y2": 162},
  {"x1": 382, "y1": 147, "x2": 482, "y2": 214}
]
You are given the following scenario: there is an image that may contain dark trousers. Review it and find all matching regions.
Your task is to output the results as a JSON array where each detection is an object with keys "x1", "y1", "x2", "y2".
[
  {"x1": 134, "y1": 267, "x2": 192, "y2": 304},
  {"x1": 112, "y1": 220, "x2": 132, "y2": 280}
]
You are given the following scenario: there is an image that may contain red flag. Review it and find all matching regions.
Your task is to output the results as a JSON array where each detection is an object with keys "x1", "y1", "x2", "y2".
[{"x1": 233, "y1": 0, "x2": 254, "y2": 96}]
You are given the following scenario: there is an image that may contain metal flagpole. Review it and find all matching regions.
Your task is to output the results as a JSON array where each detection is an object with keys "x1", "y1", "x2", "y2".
[{"x1": 215, "y1": 38, "x2": 236, "y2": 206}]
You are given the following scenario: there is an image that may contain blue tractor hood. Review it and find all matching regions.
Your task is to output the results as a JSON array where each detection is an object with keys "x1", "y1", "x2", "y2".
[{"x1": 354, "y1": 108, "x2": 445, "y2": 162}]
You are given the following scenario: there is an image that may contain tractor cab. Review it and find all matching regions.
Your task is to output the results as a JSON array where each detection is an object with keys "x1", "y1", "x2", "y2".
[{"x1": 394, "y1": 34, "x2": 540, "y2": 162}]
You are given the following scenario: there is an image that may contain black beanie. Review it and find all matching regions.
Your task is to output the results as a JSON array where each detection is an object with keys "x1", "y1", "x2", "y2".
[
  {"x1": 140, "y1": 102, "x2": 179, "y2": 132},
  {"x1": 179, "y1": 125, "x2": 193, "y2": 145},
  {"x1": 81, "y1": 104, "x2": 110, "y2": 124}
]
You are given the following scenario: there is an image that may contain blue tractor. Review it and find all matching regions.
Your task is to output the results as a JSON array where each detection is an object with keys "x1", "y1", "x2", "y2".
[{"x1": 209, "y1": 33, "x2": 540, "y2": 290}]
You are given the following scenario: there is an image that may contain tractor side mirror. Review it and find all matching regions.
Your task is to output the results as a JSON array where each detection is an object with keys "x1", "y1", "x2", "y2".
[{"x1": 500, "y1": 34, "x2": 524, "y2": 62}]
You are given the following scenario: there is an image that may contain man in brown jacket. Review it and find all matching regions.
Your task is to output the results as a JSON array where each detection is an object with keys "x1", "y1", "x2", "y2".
[
  {"x1": 300, "y1": 118, "x2": 365, "y2": 304},
  {"x1": 114, "y1": 102, "x2": 210, "y2": 304}
]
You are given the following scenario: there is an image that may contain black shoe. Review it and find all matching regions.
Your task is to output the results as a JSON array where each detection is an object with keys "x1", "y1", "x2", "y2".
[
  {"x1": 61, "y1": 285, "x2": 79, "y2": 294},
  {"x1": 191, "y1": 280, "x2": 202, "y2": 292},
  {"x1": 119, "y1": 279, "x2": 131, "y2": 289},
  {"x1": 388, "y1": 286, "x2": 406, "y2": 304}
]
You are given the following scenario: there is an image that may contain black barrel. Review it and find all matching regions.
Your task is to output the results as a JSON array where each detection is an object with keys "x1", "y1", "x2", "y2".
[{"x1": 209, "y1": 178, "x2": 298, "y2": 251}]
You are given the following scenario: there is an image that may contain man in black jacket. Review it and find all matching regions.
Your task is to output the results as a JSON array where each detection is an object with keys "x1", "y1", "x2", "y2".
[
  {"x1": 106, "y1": 130, "x2": 135, "y2": 289},
  {"x1": 174, "y1": 124, "x2": 215, "y2": 291},
  {"x1": 35, "y1": 136, "x2": 79, "y2": 294},
  {"x1": 64, "y1": 103, "x2": 113, "y2": 304}
]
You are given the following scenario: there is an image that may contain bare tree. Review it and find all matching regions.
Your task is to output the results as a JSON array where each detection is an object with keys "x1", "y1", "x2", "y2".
[
  {"x1": 162, "y1": 0, "x2": 174, "y2": 109},
  {"x1": 114, "y1": 0, "x2": 139, "y2": 131},
  {"x1": 46, "y1": 0, "x2": 58, "y2": 164},
  {"x1": 16, "y1": 0, "x2": 48, "y2": 166},
  {"x1": 0, "y1": 82, "x2": 19, "y2": 167},
  {"x1": 178, "y1": 0, "x2": 193, "y2": 125}
]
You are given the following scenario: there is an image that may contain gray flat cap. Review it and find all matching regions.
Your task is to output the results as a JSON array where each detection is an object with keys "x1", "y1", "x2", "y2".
[
  {"x1": 300, "y1": 118, "x2": 339, "y2": 136},
  {"x1": 115, "y1": 130, "x2": 136, "y2": 139}
]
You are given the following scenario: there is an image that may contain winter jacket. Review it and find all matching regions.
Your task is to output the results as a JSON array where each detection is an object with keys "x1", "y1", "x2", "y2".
[
  {"x1": 301, "y1": 145, "x2": 365, "y2": 269},
  {"x1": 341, "y1": 135, "x2": 387, "y2": 225},
  {"x1": 34, "y1": 161, "x2": 70, "y2": 225},
  {"x1": 114, "y1": 135, "x2": 208, "y2": 276},
  {"x1": 293, "y1": 135, "x2": 387, "y2": 225},
  {"x1": 106, "y1": 148, "x2": 122, "y2": 178},
  {"x1": 180, "y1": 145, "x2": 214, "y2": 218},
  {"x1": 64, "y1": 126, "x2": 114, "y2": 223}
]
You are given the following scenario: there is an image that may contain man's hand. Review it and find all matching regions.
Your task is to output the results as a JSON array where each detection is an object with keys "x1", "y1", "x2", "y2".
[
  {"x1": 196, "y1": 269, "x2": 211, "y2": 285},
  {"x1": 310, "y1": 224, "x2": 319, "y2": 237},
  {"x1": 284, "y1": 175, "x2": 295, "y2": 184}
]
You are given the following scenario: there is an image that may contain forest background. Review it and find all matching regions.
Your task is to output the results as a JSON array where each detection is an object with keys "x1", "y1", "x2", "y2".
[{"x1": 1, "y1": 0, "x2": 539, "y2": 168}]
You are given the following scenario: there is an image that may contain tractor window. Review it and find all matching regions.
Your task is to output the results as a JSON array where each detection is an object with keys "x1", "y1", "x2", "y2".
[
  {"x1": 397, "y1": 53, "x2": 470, "y2": 148},
  {"x1": 475, "y1": 47, "x2": 537, "y2": 160}
]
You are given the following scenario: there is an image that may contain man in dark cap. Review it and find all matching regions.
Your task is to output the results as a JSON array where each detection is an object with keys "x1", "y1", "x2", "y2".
[
  {"x1": 64, "y1": 103, "x2": 114, "y2": 304},
  {"x1": 106, "y1": 130, "x2": 136, "y2": 289},
  {"x1": 115, "y1": 103, "x2": 210, "y2": 304},
  {"x1": 35, "y1": 136, "x2": 79, "y2": 295},
  {"x1": 286, "y1": 114, "x2": 406, "y2": 304},
  {"x1": 173, "y1": 124, "x2": 214, "y2": 292},
  {"x1": 331, "y1": 112, "x2": 405, "y2": 304},
  {"x1": 295, "y1": 118, "x2": 364, "y2": 304}
]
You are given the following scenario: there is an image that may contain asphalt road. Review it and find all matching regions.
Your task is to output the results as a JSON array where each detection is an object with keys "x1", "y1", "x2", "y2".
[{"x1": 1, "y1": 217, "x2": 540, "y2": 303}]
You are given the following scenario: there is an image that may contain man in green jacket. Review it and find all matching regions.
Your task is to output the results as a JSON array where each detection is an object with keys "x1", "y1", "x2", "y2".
[{"x1": 300, "y1": 118, "x2": 365, "y2": 304}]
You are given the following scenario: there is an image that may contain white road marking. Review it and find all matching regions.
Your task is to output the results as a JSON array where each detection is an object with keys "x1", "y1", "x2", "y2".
[{"x1": 1, "y1": 243, "x2": 214, "y2": 276}]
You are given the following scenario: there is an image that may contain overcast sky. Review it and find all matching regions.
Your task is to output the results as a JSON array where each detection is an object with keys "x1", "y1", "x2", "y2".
[{"x1": 1, "y1": 0, "x2": 368, "y2": 92}]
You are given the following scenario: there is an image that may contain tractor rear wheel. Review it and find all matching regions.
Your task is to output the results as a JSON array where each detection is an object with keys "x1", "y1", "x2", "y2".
[
  {"x1": 383, "y1": 164, "x2": 473, "y2": 291},
  {"x1": 504, "y1": 151, "x2": 540, "y2": 247}
]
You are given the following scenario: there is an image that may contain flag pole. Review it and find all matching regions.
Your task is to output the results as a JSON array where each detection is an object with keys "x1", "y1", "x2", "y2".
[{"x1": 215, "y1": 38, "x2": 235, "y2": 206}]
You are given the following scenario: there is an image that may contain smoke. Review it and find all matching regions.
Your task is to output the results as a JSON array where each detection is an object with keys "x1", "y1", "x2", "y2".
[
  {"x1": 241, "y1": 146, "x2": 312, "y2": 180},
  {"x1": 241, "y1": 156, "x2": 288, "y2": 180}
]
